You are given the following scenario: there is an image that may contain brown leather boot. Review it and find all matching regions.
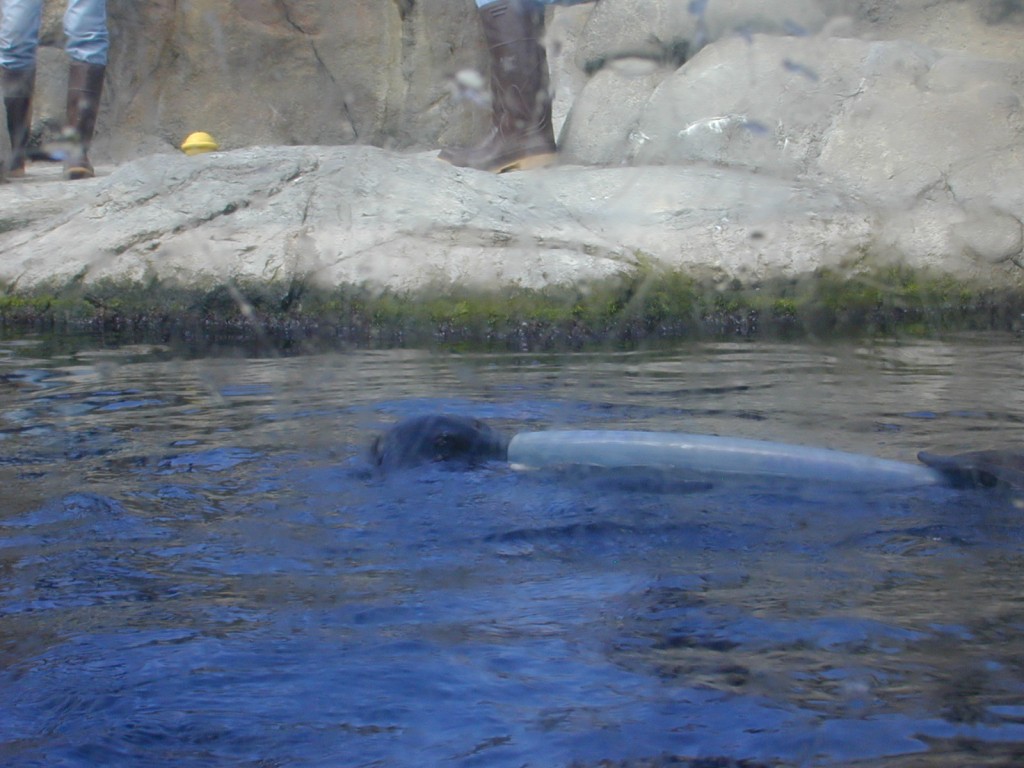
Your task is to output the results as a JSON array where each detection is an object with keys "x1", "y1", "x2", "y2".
[
  {"x1": 2, "y1": 67, "x2": 35, "y2": 178},
  {"x1": 439, "y1": 0, "x2": 557, "y2": 172},
  {"x1": 63, "y1": 61, "x2": 105, "y2": 180}
]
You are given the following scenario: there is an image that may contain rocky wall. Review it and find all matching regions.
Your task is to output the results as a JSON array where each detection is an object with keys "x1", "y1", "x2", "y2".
[{"x1": 2, "y1": 0, "x2": 1024, "y2": 304}]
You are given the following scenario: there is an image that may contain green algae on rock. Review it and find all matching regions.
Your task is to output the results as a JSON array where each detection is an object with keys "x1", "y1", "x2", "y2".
[{"x1": 1, "y1": 266, "x2": 1020, "y2": 350}]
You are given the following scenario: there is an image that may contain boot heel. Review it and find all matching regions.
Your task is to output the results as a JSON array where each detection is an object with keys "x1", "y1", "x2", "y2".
[{"x1": 501, "y1": 151, "x2": 558, "y2": 172}]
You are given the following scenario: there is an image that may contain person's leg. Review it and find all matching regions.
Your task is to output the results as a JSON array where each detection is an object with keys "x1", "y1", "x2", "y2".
[
  {"x1": 439, "y1": 0, "x2": 556, "y2": 172},
  {"x1": 62, "y1": 0, "x2": 107, "y2": 179},
  {"x1": 0, "y1": 0, "x2": 43, "y2": 70},
  {"x1": 63, "y1": 0, "x2": 107, "y2": 65},
  {"x1": 1, "y1": 0, "x2": 44, "y2": 177}
]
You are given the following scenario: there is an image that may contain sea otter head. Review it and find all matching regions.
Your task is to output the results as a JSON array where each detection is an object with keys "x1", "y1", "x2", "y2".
[{"x1": 371, "y1": 414, "x2": 510, "y2": 472}]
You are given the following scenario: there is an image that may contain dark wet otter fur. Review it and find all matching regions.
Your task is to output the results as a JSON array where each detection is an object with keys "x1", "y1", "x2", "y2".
[
  {"x1": 372, "y1": 415, "x2": 1023, "y2": 493},
  {"x1": 371, "y1": 415, "x2": 510, "y2": 472},
  {"x1": 918, "y1": 450, "x2": 1024, "y2": 492}
]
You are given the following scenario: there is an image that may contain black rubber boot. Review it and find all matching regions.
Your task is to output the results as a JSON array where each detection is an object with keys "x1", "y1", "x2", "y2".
[
  {"x1": 2, "y1": 67, "x2": 35, "y2": 178},
  {"x1": 439, "y1": 0, "x2": 557, "y2": 172},
  {"x1": 63, "y1": 61, "x2": 105, "y2": 180}
]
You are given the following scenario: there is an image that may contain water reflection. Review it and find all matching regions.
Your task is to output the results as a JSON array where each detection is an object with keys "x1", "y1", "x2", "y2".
[{"x1": 0, "y1": 336, "x2": 1022, "y2": 767}]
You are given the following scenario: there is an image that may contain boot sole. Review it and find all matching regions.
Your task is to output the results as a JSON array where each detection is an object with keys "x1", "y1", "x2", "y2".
[
  {"x1": 64, "y1": 165, "x2": 95, "y2": 180},
  {"x1": 438, "y1": 151, "x2": 559, "y2": 173},
  {"x1": 494, "y1": 152, "x2": 558, "y2": 173}
]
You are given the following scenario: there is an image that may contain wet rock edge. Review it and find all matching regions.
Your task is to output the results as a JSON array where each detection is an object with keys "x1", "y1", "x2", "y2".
[{"x1": 0, "y1": 267, "x2": 1020, "y2": 352}]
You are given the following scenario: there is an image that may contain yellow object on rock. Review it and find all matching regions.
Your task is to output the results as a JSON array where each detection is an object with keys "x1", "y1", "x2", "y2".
[{"x1": 181, "y1": 132, "x2": 219, "y2": 155}]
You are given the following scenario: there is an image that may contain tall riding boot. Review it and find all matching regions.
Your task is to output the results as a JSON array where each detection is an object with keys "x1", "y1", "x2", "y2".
[
  {"x1": 2, "y1": 67, "x2": 36, "y2": 178},
  {"x1": 63, "y1": 61, "x2": 105, "y2": 180},
  {"x1": 439, "y1": 0, "x2": 557, "y2": 173}
]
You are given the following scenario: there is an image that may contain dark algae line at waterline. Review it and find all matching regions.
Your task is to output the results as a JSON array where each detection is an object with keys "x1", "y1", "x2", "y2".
[{"x1": 1, "y1": 265, "x2": 1022, "y2": 348}]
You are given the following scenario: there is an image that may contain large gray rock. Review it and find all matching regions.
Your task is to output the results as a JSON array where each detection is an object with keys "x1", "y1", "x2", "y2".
[
  {"x1": 817, "y1": 49, "x2": 1024, "y2": 206},
  {"x1": 625, "y1": 33, "x2": 874, "y2": 173},
  {"x1": 2, "y1": 0, "x2": 1024, "y2": 299},
  {"x1": 573, "y1": 0, "x2": 828, "y2": 73},
  {"x1": 822, "y1": 0, "x2": 1024, "y2": 63},
  {"x1": 556, "y1": 0, "x2": 1024, "y2": 167},
  {"x1": 558, "y1": 63, "x2": 667, "y2": 165},
  {"x1": 0, "y1": 145, "x2": 1019, "y2": 293},
  {"x1": 561, "y1": 30, "x2": 1024, "y2": 254}
]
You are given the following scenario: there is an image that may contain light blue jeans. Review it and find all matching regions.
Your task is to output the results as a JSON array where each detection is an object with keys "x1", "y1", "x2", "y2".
[{"x1": 0, "y1": 0, "x2": 108, "y2": 71}]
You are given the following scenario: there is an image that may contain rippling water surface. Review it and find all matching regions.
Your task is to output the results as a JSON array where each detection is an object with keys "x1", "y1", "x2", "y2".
[{"x1": 1, "y1": 336, "x2": 1023, "y2": 767}]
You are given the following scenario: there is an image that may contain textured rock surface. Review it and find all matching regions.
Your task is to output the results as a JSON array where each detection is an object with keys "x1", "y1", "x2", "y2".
[
  {"x1": 0, "y1": 147, "x2": 825, "y2": 287},
  {"x1": 1, "y1": 144, "x2": 1018, "y2": 293},
  {"x1": 10, "y1": 0, "x2": 1022, "y2": 162},
  {"x1": 1, "y1": 0, "x2": 1023, "y2": 296},
  {"x1": 21, "y1": 0, "x2": 488, "y2": 159}
]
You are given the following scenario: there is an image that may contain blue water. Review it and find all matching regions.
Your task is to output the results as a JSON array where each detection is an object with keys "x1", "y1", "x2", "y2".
[{"x1": 1, "y1": 337, "x2": 1023, "y2": 767}]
